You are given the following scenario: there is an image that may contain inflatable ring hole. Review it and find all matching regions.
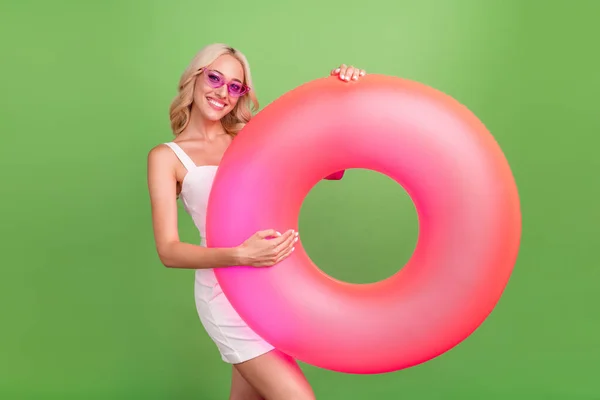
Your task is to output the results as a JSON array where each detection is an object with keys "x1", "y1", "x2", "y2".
[{"x1": 298, "y1": 168, "x2": 419, "y2": 284}]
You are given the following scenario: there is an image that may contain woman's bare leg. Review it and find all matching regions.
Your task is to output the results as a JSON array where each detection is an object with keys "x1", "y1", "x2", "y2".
[
  {"x1": 233, "y1": 349, "x2": 315, "y2": 400},
  {"x1": 229, "y1": 365, "x2": 263, "y2": 400}
]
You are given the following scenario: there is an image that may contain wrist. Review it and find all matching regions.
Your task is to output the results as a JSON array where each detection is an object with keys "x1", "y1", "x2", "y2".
[{"x1": 228, "y1": 246, "x2": 248, "y2": 266}]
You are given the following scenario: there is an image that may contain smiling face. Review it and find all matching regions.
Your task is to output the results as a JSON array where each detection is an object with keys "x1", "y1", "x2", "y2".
[{"x1": 192, "y1": 54, "x2": 246, "y2": 122}]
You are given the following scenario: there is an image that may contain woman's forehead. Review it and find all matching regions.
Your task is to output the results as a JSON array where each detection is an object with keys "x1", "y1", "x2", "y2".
[{"x1": 210, "y1": 55, "x2": 244, "y2": 80}]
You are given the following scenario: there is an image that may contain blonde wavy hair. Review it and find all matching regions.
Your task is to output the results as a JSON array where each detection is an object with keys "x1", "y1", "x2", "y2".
[{"x1": 169, "y1": 43, "x2": 259, "y2": 137}]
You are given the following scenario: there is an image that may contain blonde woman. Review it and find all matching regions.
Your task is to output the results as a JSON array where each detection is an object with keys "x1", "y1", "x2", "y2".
[{"x1": 147, "y1": 43, "x2": 366, "y2": 399}]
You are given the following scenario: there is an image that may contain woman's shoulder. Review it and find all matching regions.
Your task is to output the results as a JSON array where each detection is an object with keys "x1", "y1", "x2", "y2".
[{"x1": 147, "y1": 142, "x2": 177, "y2": 165}]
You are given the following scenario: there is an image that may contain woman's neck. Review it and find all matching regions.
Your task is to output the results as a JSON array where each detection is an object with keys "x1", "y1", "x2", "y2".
[{"x1": 182, "y1": 107, "x2": 227, "y2": 141}]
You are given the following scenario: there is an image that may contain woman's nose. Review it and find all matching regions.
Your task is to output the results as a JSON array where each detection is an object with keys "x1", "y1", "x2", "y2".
[{"x1": 214, "y1": 84, "x2": 228, "y2": 97}]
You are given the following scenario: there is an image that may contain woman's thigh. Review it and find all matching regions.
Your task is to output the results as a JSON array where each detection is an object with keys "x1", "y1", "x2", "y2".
[{"x1": 233, "y1": 349, "x2": 315, "y2": 400}]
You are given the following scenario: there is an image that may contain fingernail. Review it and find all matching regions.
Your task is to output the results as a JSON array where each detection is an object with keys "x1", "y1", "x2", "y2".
[
  {"x1": 292, "y1": 247, "x2": 295, "y2": 251},
  {"x1": 352, "y1": 76, "x2": 358, "y2": 80},
  {"x1": 335, "y1": 68, "x2": 340, "y2": 73},
  {"x1": 295, "y1": 232, "x2": 299, "y2": 237},
  {"x1": 294, "y1": 237, "x2": 298, "y2": 242},
  {"x1": 340, "y1": 74, "x2": 345, "y2": 79}
]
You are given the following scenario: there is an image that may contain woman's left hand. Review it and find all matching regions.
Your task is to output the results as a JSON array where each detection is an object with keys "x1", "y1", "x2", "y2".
[{"x1": 331, "y1": 64, "x2": 366, "y2": 82}]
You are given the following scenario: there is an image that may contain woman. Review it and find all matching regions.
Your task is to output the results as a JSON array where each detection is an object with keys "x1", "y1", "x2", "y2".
[{"x1": 147, "y1": 43, "x2": 366, "y2": 399}]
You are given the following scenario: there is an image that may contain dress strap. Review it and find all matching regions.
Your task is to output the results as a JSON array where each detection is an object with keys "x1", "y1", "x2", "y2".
[{"x1": 163, "y1": 142, "x2": 197, "y2": 171}]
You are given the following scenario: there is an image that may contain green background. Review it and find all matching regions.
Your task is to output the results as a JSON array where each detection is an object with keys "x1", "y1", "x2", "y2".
[{"x1": 2, "y1": 0, "x2": 599, "y2": 398}]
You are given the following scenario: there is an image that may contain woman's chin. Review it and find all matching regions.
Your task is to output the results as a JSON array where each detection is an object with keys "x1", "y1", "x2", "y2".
[{"x1": 202, "y1": 107, "x2": 229, "y2": 121}]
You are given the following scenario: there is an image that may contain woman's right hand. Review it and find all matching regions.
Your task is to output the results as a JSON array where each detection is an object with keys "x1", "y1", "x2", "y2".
[{"x1": 236, "y1": 229, "x2": 298, "y2": 267}]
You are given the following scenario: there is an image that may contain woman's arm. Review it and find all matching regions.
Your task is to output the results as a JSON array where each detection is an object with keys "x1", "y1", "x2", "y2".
[
  {"x1": 147, "y1": 145, "x2": 242, "y2": 269},
  {"x1": 147, "y1": 145, "x2": 296, "y2": 269}
]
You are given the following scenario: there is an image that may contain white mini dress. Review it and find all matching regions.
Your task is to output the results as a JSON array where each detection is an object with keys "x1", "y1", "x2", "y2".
[{"x1": 164, "y1": 142, "x2": 274, "y2": 364}]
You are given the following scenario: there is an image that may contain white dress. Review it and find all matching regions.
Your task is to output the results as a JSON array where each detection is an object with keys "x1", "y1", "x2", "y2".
[{"x1": 164, "y1": 142, "x2": 275, "y2": 364}]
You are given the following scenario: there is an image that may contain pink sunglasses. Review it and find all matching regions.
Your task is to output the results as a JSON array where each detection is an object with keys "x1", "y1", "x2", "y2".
[{"x1": 199, "y1": 67, "x2": 251, "y2": 97}]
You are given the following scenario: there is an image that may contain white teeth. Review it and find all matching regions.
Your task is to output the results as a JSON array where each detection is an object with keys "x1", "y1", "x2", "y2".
[{"x1": 207, "y1": 98, "x2": 225, "y2": 108}]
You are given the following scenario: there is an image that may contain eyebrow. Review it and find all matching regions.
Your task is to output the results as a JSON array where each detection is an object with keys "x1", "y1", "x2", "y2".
[{"x1": 213, "y1": 69, "x2": 243, "y2": 83}]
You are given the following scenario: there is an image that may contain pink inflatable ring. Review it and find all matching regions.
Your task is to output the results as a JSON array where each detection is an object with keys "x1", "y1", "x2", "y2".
[{"x1": 206, "y1": 74, "x2": 521, "y2": 374}]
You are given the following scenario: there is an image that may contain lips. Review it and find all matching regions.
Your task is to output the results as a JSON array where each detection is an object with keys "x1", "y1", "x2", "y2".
[{"x1": 206, "y1": 96, "x2": 226, "y2": 111}]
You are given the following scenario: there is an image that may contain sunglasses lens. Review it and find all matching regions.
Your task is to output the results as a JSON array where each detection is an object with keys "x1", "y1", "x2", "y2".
[
  {"x1": 228, "y1": 83, "x2": 247, "y2": 96},
  {"x1": 206, "y1": 71, "x2": 223, "y2": 87}
]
